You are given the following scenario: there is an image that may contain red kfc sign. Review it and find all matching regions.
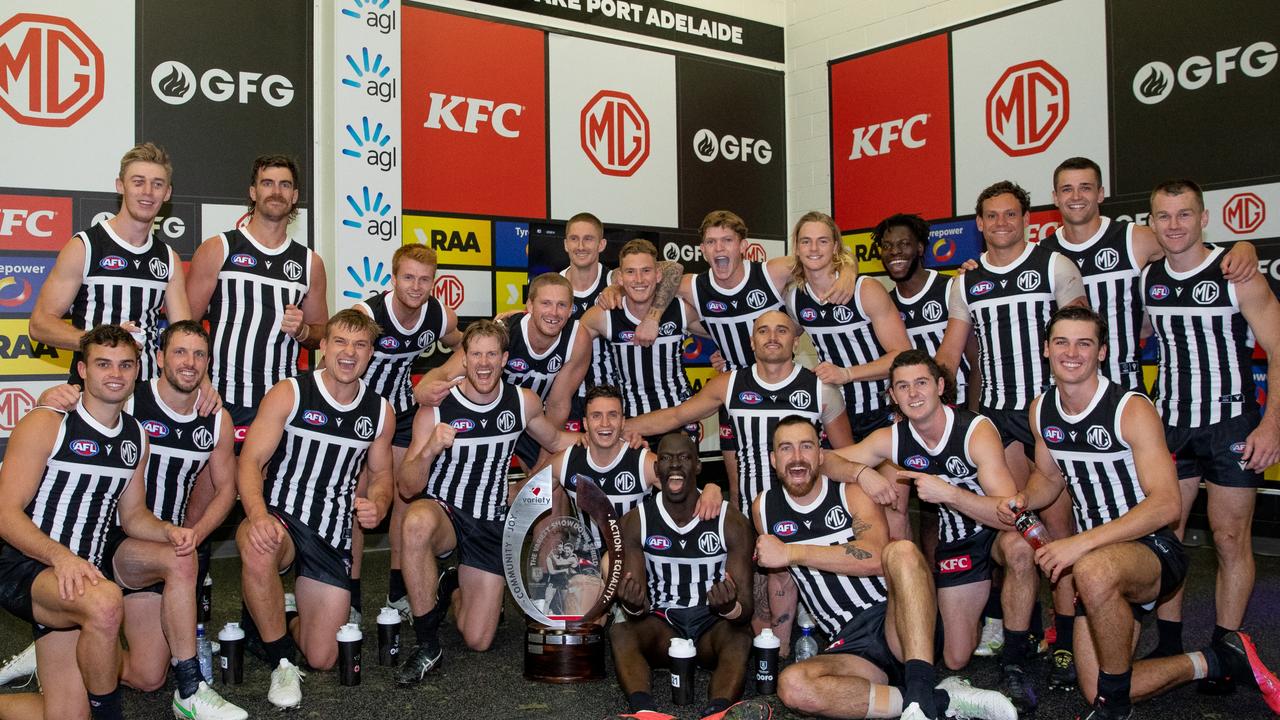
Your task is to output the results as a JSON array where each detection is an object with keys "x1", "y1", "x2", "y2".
[
  {"x1": 0, "y1": 194, "x2": 72, "y2": 251},
  {"x1": 580, "y1": 90, "x2": 649, "y2": 177},
  {"x1": 986, "y1": 60, "x2": 1069, "y2": 157},
  {"x1": 0, "y1": 13, "x2": 103, "y2": 127}
]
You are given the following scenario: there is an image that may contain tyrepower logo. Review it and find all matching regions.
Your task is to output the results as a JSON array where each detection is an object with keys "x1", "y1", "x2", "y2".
[
  {"x1": 150, "y1": 60, "x2": 294, "y2": 107},
  {"x1": 0, "y1": 14, "x2": 103, "y2": 127},
  {"x1": 580, "y1": 90, "x2": 649, "y2": 177},
  {"x1": 1132, "y1": 42, "x2": 1277, "y2": 105},
  {"x1": 424, "y1": 93, "x2": 522, "y2": 138},
  {"x1": 848, "y1": 114, "x2": 927, "y2": 159},
  {"x1": 986, "y1": 60, "x2": 1069, "y2": 157},
  {"x1": 692, "y1": 129, "x2": 772, "y2": 164},
  {"x1": 0, "y1": 195, "x2": 71, "y2": 251},
  {"x1": 1223, "y1": 193, "x2": 1265, "y2": 235}
]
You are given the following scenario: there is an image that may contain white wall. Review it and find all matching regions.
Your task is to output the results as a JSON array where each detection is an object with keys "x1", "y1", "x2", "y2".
[{"x1": 784, "y1": 0, "x2": 1036, "y2": 224}]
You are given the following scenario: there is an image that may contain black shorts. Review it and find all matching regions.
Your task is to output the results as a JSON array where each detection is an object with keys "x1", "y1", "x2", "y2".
[
  {"x1": 0, "y1": 545, "x2": 46, "y2": 636},
  {"x1": 656, "y1": 605, "x2": 722, "y2": 645},
  {"x1": 272, "y1": 509, "x2": 353, "y2": 590},
  {"x1": 513, "y1": 430, "x2": 542, "y2": 470},
  {"x1": 821, "y1": 603, "x2": 903, "y2": 685},
  {"x1": 981, "y1": 406, "x2": 1035, "y2": 456},
  {"x1": 718, "y1": 406, "x2": 738, "y2": 453},
  {"x1": 1164, "y1": 411, "x2": 1264, "y2": 488},
  {"x1": 933, "y1": 528, "x2": 997, "y2": 588},
  {"x1": 435, "y1": 500, "x2": 505, "y2": 576},
  {"x1": 101, "y1": 528, "x2": 213, "y2": 597},
  {"x1": 393, "y1": 407, "x2": 416, "y2": 449},
  {"x1": 227, "y1": 403, "x2": 258, "y2": 454},
  {"x1": 848, "y1": 406, "x2": 893, "y2": 444},
  {"x1": 1131, "y1": 528, "x2": 1189, "y2": 618}
]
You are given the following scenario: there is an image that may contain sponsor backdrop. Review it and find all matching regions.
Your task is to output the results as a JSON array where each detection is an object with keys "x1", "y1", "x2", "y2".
[{"x1": 828, "y1": 0, "x2": 1280, "y2": 482}]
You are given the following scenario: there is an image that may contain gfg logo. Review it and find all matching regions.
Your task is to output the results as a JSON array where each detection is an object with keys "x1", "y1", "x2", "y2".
[
  {"x1": 691, "y1": 129, "x2": 772, "y2": 164},
  {"x1": 580, "y1": 90, "x2": 649, "y2": 177},
  {"x1": 0, "y1": 14, "x2": 103, "y2": 127},
  {"x1": 986, "y1": 60, "x2": 1069, "y2": 157},
  {"x1": 848, "y1": 114, "x2": 927, "y2": 159},
  {"x1": 424, "y1": 93, "x2": 522, "y2": 138},
  {"x1": 151, "y1": 60, "x2": 293, "y2": 107},
  {"x1": 1132, "y1": 41, "x2": 1276, "y2": 105},
  {"x1": 1223, "y1": 193, "x2": 1265, "y2": 235},
  {"x1": 664, "y1": 242, "x2": 698, "y2": 262}
]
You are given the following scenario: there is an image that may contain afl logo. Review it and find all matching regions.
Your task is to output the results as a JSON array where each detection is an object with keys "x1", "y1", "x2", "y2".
[
  {"x1": 99, "y1": 255, "x2": 127, "y2": 271},
  {"x1": 497, "y1": 410, "x2": 517, "y2": 433},
  {"x1": 354, "y1": 416, "x2": 374, "y2": 440},
  {"x1": 698, "y1": 531, "x2": 723, "y2": 554},
  {"x1": 659, "y1": 321, "x2": 678, "y2": 336},
  {"x1": 547, "y1": 355, "x2": 563, "y2": 373},
  {"x1": 70, "y1": 439, "x2": 99, "y2": 456},
  {"x1": 971, "y1": 280, "x2": 994, "y2": 296},
  {"x1": 450, "y1": 418, "x2": 475, "y2": 432},
  {"x1": 283, "y1": 259, "x2": 304, "y2": 282},
  {"x1": 507, "y1": 358, "x2": 529, "y2": 372},
  {"x1": 120, "y1": 440, "x2": 138, "y2": 466},
  {"x1": 824, "y1": 506, "x2": 848, "y2": 530},
  {"x1": 615, "y1": 471, "x2": 637, "y2": 493},
  {"x1": 799, "y1": 308, "x2": 817, "y2": 322},
  {"x1": 142, "y1": 419, "x2": 170, "y2": 438},
  {"x1": 706, "y1": 300, "x2": 728, "y2": 313},
  {"x1": 379, "y1": 336, "x2": 400, "y2": 350},
  {"x1": 904, "y1": 455, "x2": 930, "y2": 470},
  {"x1": 619, "y1": 331, "x2": 635, "y2": 342},
  {"x1": 1230, "y1": 442, "x2": 1246, "y2": 454},
  {"x1": 1148, "y1": 284, "x2": 1170, "y2": 301},
  {"x1": 1043, "y1": 425, "x2": 1065, "y2": 443},
  {"x1": 646, "y1": 535, "x2": 671, "y2": 551},
  {"x1": 302, "y1": 410, "x2": 328, "y2": 426},
  {"x1": 1086, "y1": 425, "x2": 1112, "y2": 450},
  {"x1": 832, "y1": 305, "x2": 854, "y2": 324},
  {"x1": 149, "y1": 257, "x2": 170, "y2": 279},
  {"x1": 922, "y1": 300, "x2": 944, "y2": 323},
  {"x1": 745, "y1": 289, "x2": 768, "y2": 310},
  {"x1": 565, "y1": 473, "x2": 590, "y2": 491},
  {"x1": 789, "y1": 390, "x2": 811, "y2": 409},
  {"x1": 419, "y1": 331, "x2": 435, "y2": 349},
  {"x1": 1192, "y1": 280, "x2": 1219, "y2": 305},
  {"x1": 193, "y1": 426, "x2": 214, "y2": 450},
  {"x1": 1017, "y1": 270, "x2": 1041, "y2": 292},
  {"x1": 230, "y1": 253, "x2": 257, "y2": 268},
  {"x1": 945, "y1": 456, "x2": 969, "y2": 478},
  {"x1": 738, "y1": 391, "x2": 763, "y2": 405},
  {"x1": 773, "y1": 520, "x2": 798, "y2": 537},
  {"x1": 1095, "y1": 248, "x2": 1119, "y2": 272}
]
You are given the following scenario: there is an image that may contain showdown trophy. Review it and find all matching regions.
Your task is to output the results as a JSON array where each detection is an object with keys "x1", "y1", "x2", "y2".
[{"x1": 503, "y1": 465, "x2": 623, "y2": 683}]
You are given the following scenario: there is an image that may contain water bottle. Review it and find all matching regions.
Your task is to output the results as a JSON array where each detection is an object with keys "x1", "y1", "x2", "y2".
[
  {"x1": 668, "y1": 637, "x2": 696, "y2": 705},
  {"x1": 218, "y1": 622, "x2": 245, "y2": 685},
  {"x1": 1014, "y1": 509, "x2": 1052, "y2": 550},
  {"x1": 753, "y1": 628, "x2": 781, "y2": 695},
  {"x1": 196, "y1": 623, "x2": 214, "y2": 684},
  {"x1": 795, "y1": 623, "x2": 819, "y2": 661},
  {"x1": 377, "y1": 606, "x2": 401, "y2": 666},
  {"x1": 199, "y1": 574, "x2": 213, "y2": 624},
  {"x1": 337, "y1": 623, "x2": 363, "y2": 686}
]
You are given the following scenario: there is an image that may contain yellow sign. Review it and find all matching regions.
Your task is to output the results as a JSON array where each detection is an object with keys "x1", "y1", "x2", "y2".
[
  {"x1": 495, "y1": 271, "x2": 527, "y2": 313},
  {"x1": 404, "y1": 215, "x2": 492, "y2": 266},
  {"x1": 0, "y1": 320, "x2": 72, "y2": 376},
  {"x1": 842, "y1": 231, "x2": 884, "y2": 274},
  {"x1": 685, "y1": 366, "x2": 719, "y2": 394}
]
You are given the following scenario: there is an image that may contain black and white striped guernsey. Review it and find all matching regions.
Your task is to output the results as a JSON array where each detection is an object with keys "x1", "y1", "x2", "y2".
[
  {"x1": 358, "y1": 291, "x2": 449, "y2": 414},
  {"x1": 690, "y1": 261, "x2": 784, "y2": 371},
  {"x1": 758, "y1": 477, "x2": 888, "y2": 636},
  {"x1": 503, "y1": 313, "x2": 581, "y2": 402},
  {"x1": 958, "y1": 243, "x2": 1061, "y2": 411},
  {"x1": 427, "y1": 383, "x2": 527, "y2": 521},
  {"x1": 891, "y1": 270, "x2": 969, "y2": 404},
  {"x1": 725, "y1": 365, "x2": 824, "y2": 514},
  {"x1": 1036, "y1": 378, "x2": 1146, "y2": 533},
  {"x1": 790, "y1": 275, "x2": 888, "y2": 418},
  {"x1": 263, "y1": 371, "x2": 387, "y2": 552},
  {"x1": 129, "y1": 379, "x2": 220, "y2": 526},
  {"x1": 605, "y1": 299, "x2": 692, "y2": 416},
  {"x1": 21, "y1": 403, "x2": 145, "y2": 567},
  {"x1": 1041, "y1": 218, "x2": 1144, "y2": 391},
  {"x1": 638, "y1": 494, "x2": 729, "y2": 611},
  {"x1": 563, "y1": 263, "x2": 617, "y2": 403},
  {"x1": 1142, "y1": 246, "x2": 1257, "y2": 428},
  {"x1": 69, "y1": 220, "x2": 175, "y2": 381},
  {"x1": 561, "y1": 444, "x2": 651, "y2": 548},
  {"x1": 206, "y1": 228, "x2": 313, "y2": 407},
  {"x1": 891, "y1": 406, "x2": 988, "y2": 543}
]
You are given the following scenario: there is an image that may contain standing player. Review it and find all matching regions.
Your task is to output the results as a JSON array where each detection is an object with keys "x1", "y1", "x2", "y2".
[
  {"x1": 235, "y1": 310, "x2": 394, "y2": 709},
  {"x1": 560, "y1": 212, "x2": 618, "y2": 418},
  {"x1": 187, "y1": 154, "x2": 329, "y2": 443},
  {"x1": 1141, "y1": 180, "x2": 1280, "y2": 671}
]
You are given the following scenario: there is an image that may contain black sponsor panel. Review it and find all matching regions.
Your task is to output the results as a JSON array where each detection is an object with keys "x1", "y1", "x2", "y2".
[
  {"x1": 527, "y1": 222, "x2": 660, "y2": 280},
  {"x1": 78, "y1": 196, "x2": 199, "y2": 259},
  {"x1": 1109, "y1": 0, "x2": 1279, "y2": 195},
  {"x1": 677, "y1": 57, "x2": 786, "y2": 237},
  {"x1": 138, "y1": 1, "x2": 312, "y2": 204},
  {"x1": 659, "y1": 231, "x2": 706, "y2": 275}
]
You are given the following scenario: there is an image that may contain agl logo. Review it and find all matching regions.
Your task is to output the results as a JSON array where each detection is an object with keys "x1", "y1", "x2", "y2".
[{"x1": 0, "y1": 14, "x2": 103, "y2": 127}]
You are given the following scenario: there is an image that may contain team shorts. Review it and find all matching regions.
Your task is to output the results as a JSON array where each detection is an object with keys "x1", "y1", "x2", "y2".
[
  {"x1": 393, "y1": 407, "x2": 416, "y2": 449},
  {"x1": 1131, "y1": 528, "x2": 1189, "y2": 618},
  {"x1": 0, "y1": 544, "x2": 85, "y2": 640},
  {"x1": 227, "y1": 403, "x2": 258, "y2": 454},
  {"x1": 718, "y1": 407, "x2": 738, "y2": 453},
  {"x1": 435, "y1": 500, "x2": 505, "y2": 576},
  {"x1": 821, "y1": 603, "x2": 903, "y2": 685},
  {"x1": 1164, "y1": 411, "x2": 1264, "y2": 488},
  {"x1": 933, "y1": 528, "x2": 997, "y2": 588},
  {"x1": 981, "y1": 406, "x2": 1035, "y2": 456},
  {"x1": 271, "y1": 509, "x2": 353, "y2": 591},
  {"x1": 655, "y1": 605, "x2": 723, "y2": 645},
  {"x1": 848, "y1": 406, "x2": 894, "y2": 444}
]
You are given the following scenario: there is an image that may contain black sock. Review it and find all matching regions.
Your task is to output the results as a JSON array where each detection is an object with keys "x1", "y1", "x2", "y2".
[
  {"x1": 173, "y1": 656, "x2": 202, "y2": 698},
  {"x1": 627, "y1": 691, "x2": 655, "y2": 712},
  {"x1": 1096, "y1": 669, "x2": 1132, "y2": 712},
  {"x1": 903, "y1": 659, "x2": 938, "y2": 716},
  {"x1": 983, "y1": 590, "x2": 1003, "y2": 621},
  {"x1": 701, "y1": 698, "x2": 730, "y2": 716},
  {"x1": 933, "y1": 688, "x2": 951, "y2": 716},
  {"x1": 1212, "y1": 625, "x2": 1234, "y2": 643},
  {"x1": 438, "y1": 566, "x2": 460, "y2": 609},
  {"x1": 1001, "y1": 627, "x2": 1033, "y2": 665},
  {"x1": 1153, "y1": 619, "x2": 1183, "y2": 656},
  {"x1": 1055, "y1": 612, "x2": 1075, "y2": 653},
  {"x1": 240, "y1": 602, "x2": 259, "y2": 639},
  {"x1": 388, "y1": 569, "x2": 407, "y2": 602},
  {"x1": 1203, "y1": 645, "x2": 1224, "y2": 679},
  {"x1": 87, "y1": 687, "x2": 124, "y2": 720},
  {"x1": 1030, "y1": 600, "x2": 1044, "y2": 638},
  {"x1": 264, "y1": 634, "x2": 298, "y2": 666},
  {"x1": 413, "y1": 610, "x2": 443, "y2": 648},
  {"x1": 349, "y1": 578, "x2": 362, "y2": 614}
]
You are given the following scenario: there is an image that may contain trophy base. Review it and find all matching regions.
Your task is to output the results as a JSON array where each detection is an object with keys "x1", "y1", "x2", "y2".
[{"x1": 523, "y1": 620, "x2": 606, "y2": 683}]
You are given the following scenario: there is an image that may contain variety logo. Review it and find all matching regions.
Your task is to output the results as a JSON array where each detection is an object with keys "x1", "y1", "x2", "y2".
[
  {"x1": 922, "y1": 300, "x2": 944, "y2": 323},
  {"x1": 848, "y1": 114, "x2": 928, "y2": 159},
  {"x1": 697, "y1": 530, "x2": 722, "y2": 554},
  {"x1": 497, "y1": 410, "x2": 517, "y2": 433},
  {"x1": 938, "y1": 555, "x2": 972, "y2": 573},
  {"x1": 646, "y1": 535, "x2": 671, "y2": 551},
  {"x1": 141, "y1": 419, "x2": 170, "y2": 438},
  {"x1": 302, "y1": 410, "x2": 328, "y2": 426},
  {"x1": 580, "y1": 89, "x2": 649, "y2": 177},
  {"x1": 1086, "y1": 424, "x2": 1112, "y2": 450},
  {"x1": 1095, "y1": 248, "x2": 1120, "y2": 272},
  {"x1": 824, "y1": 506, "x2": 847, "y2": 530},
  {"x1": 450, "y1": 418, "x2": 475, "y2": 432},
  {"x1": 150, "y1": 60, "x2": 293, "y2": 107},
  {"x1": 1192, "y1": 280, "x2": 1219, "y2": 305},
  {"x1": 342, "y1": 116, "x2": 396, "y2": 171},
  {"x1": 230, "y1": 253, "x2": 257, "y2": 268},
  {"x1": 1132, "y1": 42, "x2": 1277, "y2": 105},
  {"x1": 342, "y1": 256, "x2": 392, "y2": 300},
  {"x1": 738, "y1": 391, "x2": 762, "y2": 405},
  {"x1": 434, "y1": 274, "x2": 464, "y2": 310},
  {"x1": 1017, "y1": 270, "x2": 1041, "y2": 292},
  {"x1": 70, "y1": 438, "x2": 98, "y2": 456},
  {"x1": 970, "y1": 280, "x2": 995, "y2": 296},
  {"x1": 773, "y1": 520, "x2": 798, "y2": 537},
  {"x1": 0, "y1": 14, "x2": 103, "y2": 127},
  {"x1": 904, "y1": 454, "x2": 930, "y2": 470},
  {"x1": 354, "y1": 415, "x2": 374, "y2": 440},
  {"x1": 341, "y1": 47, "x2": 396, "y2": 102},
  {"x1": 98, "y1": 255, "x2": 126, "y2": 271},
  {"x1": 425, "y1": 93, "x2": 522, "y2": 138},
  {"x1": 789, "y1": 390, "x2": 811, "y2": 409},
  {"x1": 0, "y1": 387, "x2": 34, "y2": 430},
  {"x1": 1043, "y1": 425, "x2": 1064, "y2": 443},
  {"x1": 340, "y1": 0, "x2": 396, "y2": 34},
  {"x1": 691, "y1": 129, "x2": 772, "y2": 164},
  {"x1": 343, "y1": 186, "x2": 396, "y2": 241},
  {"x1": 986, "y1": 60, "x2": 1069, "y2": 157},
  {"x1": 1223, "y1": 192, "x2": 1265, "y2": 234},
  {"x1": 0, "y1": 195, "x2": 71, "y2": 251},
  {"x1": 379, "y1": 336, "x2": 399, "y2": 350},
  {"x1": 1148, "y1": 284, "x2": 1170, "y2": 301}
]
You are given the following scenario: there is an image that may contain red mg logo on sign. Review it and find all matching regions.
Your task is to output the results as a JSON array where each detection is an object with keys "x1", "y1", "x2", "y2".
[
  {"x1": 0, "y1": 14, "x2": 104, "y2": 127},
  {"x1": 1223, "y1": 193, "x2": 1265, "y2": 235},
  {"x1": 986, "y1": 60, "x2": 1069, "y2": 157},
  {"x1": 0, "y1": 387, "x2": 33, "y2": 431},
  {"x1": 743, "y1": 242, "x2": 766, "y2": 262},
  {"x1": 580, "y1": 90, "x2": 649, "y2": 177},
  {"x1": 434, "y1": 274, "x2": 464, "y2": 310}
]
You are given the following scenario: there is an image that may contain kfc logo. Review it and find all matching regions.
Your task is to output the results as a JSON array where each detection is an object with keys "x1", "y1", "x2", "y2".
[
  {"x1": 580, "y1": 90, "x2": 649, "y2": 177},
  {"x1": 848, "y1": 114, "x2": 928, "y2": 159},
  {"x1": 938, "y1": 555, "x2": 972, "y2": 573},
  {"x1": 424, "y1": 93, "x2": 522, "y2": 138},
  {"x1": 433, "y1": 274, "x2": 464, "y2": 310},
  {"x1": 986, "y1": 60, "x2": 1069, "y2": 157},
  {"x1": 0, "y1": 195, "x2": 71, "y2": 251},
  {"x1": 1223, "y1": 193, "x2": 1265, "y2": 235},
  {"x1": 0, "y1": 14, "x2": 103, "y2": 127}
]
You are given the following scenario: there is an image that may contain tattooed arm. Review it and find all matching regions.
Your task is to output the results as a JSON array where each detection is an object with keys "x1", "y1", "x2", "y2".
[
  {"x1": 766, "y1": 483, "x2": 888, "y2": 577},
  {"x1": 632, "y1": 262, "x2": 689, "y2": 346}
]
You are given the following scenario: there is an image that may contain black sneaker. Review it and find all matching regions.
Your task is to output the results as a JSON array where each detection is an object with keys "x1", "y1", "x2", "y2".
[
  {"x1": 1075, "y1": 696, "x2": 1132, "y2": 720},
  {"x1": 1048, "y1": 649, "x2": 1077, "y2": 690},
  {"x1": 395, "y1": 643, "x2": 443, "y2": 687},
  {"x1": 1001, "y1": 664, "x2": 1038, "y2": 714}
]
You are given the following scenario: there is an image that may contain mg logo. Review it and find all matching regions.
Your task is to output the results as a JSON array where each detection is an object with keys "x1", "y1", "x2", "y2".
[
  {"x1": 832, "y1": 305, "x2": 854, "y2": 324},
  {"x1": 697, "y1": 530, "x2": 722, "y2": 555},
  {"x1": 615, "y1": 471, "x2": 636, "y2": 493},
  {"x1": 0, "y1": 14, "x2": 104, "y2": 127},
  {"x1": 1086, "y1": 424, "x2": 1112, "y2": 451},
  {"x1": 743, "y1": 242, "x2": 767, "y2": 262},
  {"x1": 789, "y1": 390, "x2": 811, "y2": 409},
  {"x1": 745, "y1": 289, "x2": 768, "y2": 310},
  {"x1": 149, "y1": 257, "x2": 169, "y2": 280},
  {"x1": 354, "y1": 415, "x2": 374, "y2": 439},
  {"x1": 945, "y1": 456, "x2": 969, "y2": 478},
  {"x1": 192, "y1": 426, "x2": 214, "y2": 450},
  {"x1": 824, "y1": 506, "x2": 847, "y2": 530},
  {"x1": 496, "y1": 409, "x2": 516, "y2": 433},
  {"x1": 986, "y1": 60, "x2": 1069, "y2": 157},
  {"x1": 1017, "y1": 270, "x2": 1041, "y2": 292},
  {"x1": 1223, "y1": 193, "x2": 1265, "y2": 234},
  {"x1": 284, "y1": 259, "x2": 304, "y2": 281},
  {"x1": 922, "y1": 300, "x2": 943, "y2": 323},
  {"x1": 433, "y1": 274, "x2": 464, "y2": 310},
  {"x1": 579, "y1": 89, "x2": 649, "y2": 177},
  {"x1": 120, "y1": 439, "x2": 138, "y2": 466},
  {"x1": 1095, "y1": 248, "x2": 1120, "y2": 272},
  {"x1": 0, "y1": 387, "x2": 34, "y2": 430},
  {"x1": 1192, "y1": 280, "x2": 1219, "y2": 305}
]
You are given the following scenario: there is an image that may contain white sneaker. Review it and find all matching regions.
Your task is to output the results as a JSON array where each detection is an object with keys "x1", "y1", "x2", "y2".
[
  {"x1": 0, "y1": 643, "x2": 36, "y2": 686},
  {"x1": 972, "y1": 617, "x2": 1004, "y2": 657},
  {"x1": 900, "y1": 702, "x2": 930, "y2": 720},
  {"x1": 284, "y1": 592, "x2": 297, "y2": 615},
  {"x1": 938, "y1": 676, "x2": 1017, "y2": 720},
  {"x1": 267, "y1": 659, "x2": 304, "y2": 709},
  {"x1": 387, "y1": 594, "x2": 411, "y2": 623},
  {"x1": 172, "y1": 682, "x2": 248, "y2": 720}
]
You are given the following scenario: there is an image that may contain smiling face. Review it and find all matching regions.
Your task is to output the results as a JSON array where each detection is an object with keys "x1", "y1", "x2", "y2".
[
  {"x1": 1150, "y1": 191, "x2": 1207, "y2": 257},
  {"x1": 81, "y1": 342, "x2": 140, "y2": 406},
  {"x1": 751, "y1": 311, "x2": 798, "y2": 364},
  {"x1": 158, "y1": 330, "x2": 209, "y2": 395},
  {"x1": 249, "y1": 165, "x2": 299, "y2": 222},
  {"x1": 564, "y1": 220, "x2": 607, "y2": 271},
  {"x1": 888, "y1": 362, "x2": 946, "y2": 425},
  {"x1": 879, "y1": 225, "x2": 924, "y2": 282},
  {"x1": 654, "y1": 433, "x2": 700, "y2": 504},
  {"x1": 392, "y1": 257, "x2": 435, "y2": 311},
  {"x1": 321, "y1": 324, "x2": 376, "y2": 384},
  {"x1": 618, "y1": 250, "x2": 657, "y2": 305},
  {"x1": 976, "y1": 192, "x2": 1029, "y2": 253},
  {"x1": 771, "y1": 419, "x2": 822, "y2": 498},
  {"x1": 526, "y1": 283, "x2": 573, "y2": 339},
  {"x1": 794, "y1": 221, "x2": 838, "y2": 275},
  {"x1": 1045, "y1": 318, "x2": 1106, "y2": 385},
  {"x1": 1052, "y1": 168, "x2": 1105, "y2": 227},
  {"x1": 115, "y1": 160, "x2": 172, "y2": 226},
  {"x1": 463, "y1": 333, "x2": 506, "y2": 395},
  {"x1": 583, "y1": 394, "x2": 624, "y2": 452}
]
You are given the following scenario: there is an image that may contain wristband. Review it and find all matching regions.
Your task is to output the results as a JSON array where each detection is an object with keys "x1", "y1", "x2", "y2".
[
  {"x1": 854, "y1": 464, "x2": 867, "y2": 483},
  {"x1": 718, "y1": 600, "x2": 743, "y2": 620},
  {"x1": 622, "y1": 603, "x2": 646, "y2": 617}
]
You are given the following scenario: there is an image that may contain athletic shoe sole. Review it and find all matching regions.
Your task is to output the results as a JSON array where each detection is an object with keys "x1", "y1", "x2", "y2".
[{"x1": 1237, "y1": 632, "x2": 1280, "y2": 714}]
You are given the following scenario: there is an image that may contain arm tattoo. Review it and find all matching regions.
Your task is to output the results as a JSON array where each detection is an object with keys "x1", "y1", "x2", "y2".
[
  {"x1": 648, "y1": 261, "x2": 684, "y2": 319},
  {"x1": 843, "y1": 543, "x2": 872, "y2": 560},
  {"x1": 849, "y1": 512, "x2": 873, "y2": 537}
]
